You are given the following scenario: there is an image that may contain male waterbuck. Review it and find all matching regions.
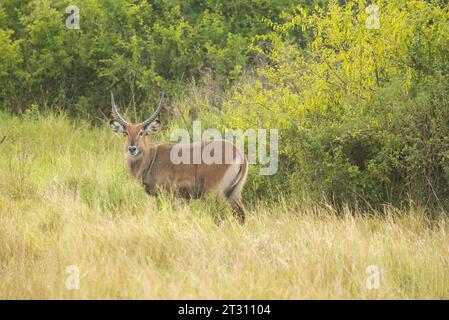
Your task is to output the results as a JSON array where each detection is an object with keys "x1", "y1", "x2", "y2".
[{"x1": 109, "y1": 93, "x2": 248, "y2": 221}]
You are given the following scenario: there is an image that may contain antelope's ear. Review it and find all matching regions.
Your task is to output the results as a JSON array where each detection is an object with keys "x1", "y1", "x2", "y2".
[
  {"x1": 144, "y1": 120, "x2": 161, "y2": 133},
  {"x1": 110, "y1": 120, "x2": 125, "y2": 133}
]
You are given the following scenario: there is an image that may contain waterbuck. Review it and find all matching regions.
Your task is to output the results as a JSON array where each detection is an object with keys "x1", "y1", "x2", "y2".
[{"x1": 109, "y1": 93, "x2": 248, "y2": 221}]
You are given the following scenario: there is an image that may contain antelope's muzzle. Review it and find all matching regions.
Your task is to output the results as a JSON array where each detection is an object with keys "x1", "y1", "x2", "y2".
[{"x1": 128, "y1": 146, "x2": 139, "y2": 156}]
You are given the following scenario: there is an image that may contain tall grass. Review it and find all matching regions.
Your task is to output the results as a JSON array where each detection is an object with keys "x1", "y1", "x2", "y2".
[{"x1": 0, "y1": 112, "x2": 448, "y2": 299}]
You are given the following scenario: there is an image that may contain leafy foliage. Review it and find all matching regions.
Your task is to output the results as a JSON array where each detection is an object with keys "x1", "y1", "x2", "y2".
[
  {"x1": 222, "y1": 0, "x2": 449, "y2": 209},
  {"x1": 0, "y1": 0, "x2": 297, "y2": 115}
]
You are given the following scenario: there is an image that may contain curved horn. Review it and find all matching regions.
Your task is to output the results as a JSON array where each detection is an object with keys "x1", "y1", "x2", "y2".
[
  {"x1": 110, "y1": 92, "x2": 128, "y2": 126},
  {"x1": 142, "y1": 92, "x2": 164, "y2": 128}
]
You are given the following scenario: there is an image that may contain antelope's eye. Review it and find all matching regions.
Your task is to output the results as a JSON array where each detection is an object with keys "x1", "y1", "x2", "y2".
[
  {"x1": 139, "y1": 131, "x2": 145, "y2": 136},
  {"x1": 123, "y1": 132, "x2": 128, "y2": 136}
]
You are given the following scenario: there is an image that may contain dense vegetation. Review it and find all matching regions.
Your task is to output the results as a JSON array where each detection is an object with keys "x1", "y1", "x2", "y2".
[
  {"x1": 0, "y1": 0, "x2": 303, "y2": 114},
  {"x1": 1, "y1": 0, "x2": 449, "y2": 210},
  {"x1": 221, "y1": 0, "x2": 449, "y2": 209}
]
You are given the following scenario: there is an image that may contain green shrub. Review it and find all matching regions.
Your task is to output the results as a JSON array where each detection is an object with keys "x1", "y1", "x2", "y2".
[
  {"x1": 220, "y1": 0, "x2": 449, "y2": 209},
  {"x1": 0, "y1": 0, "x2": 299, "y2": 115}
]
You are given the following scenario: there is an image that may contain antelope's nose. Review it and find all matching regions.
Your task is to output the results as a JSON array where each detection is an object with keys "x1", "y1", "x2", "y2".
[{"x1": 128, "y1": 146, "x2": 138, "y2": 155}]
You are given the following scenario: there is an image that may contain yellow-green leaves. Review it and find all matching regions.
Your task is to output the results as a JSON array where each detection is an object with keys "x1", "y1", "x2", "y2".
[{"x1": 220, "y1": 0, "x2": 449, "y2": 207}]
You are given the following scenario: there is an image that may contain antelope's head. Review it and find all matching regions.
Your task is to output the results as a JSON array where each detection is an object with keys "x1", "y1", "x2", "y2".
[{"x1": 109, "y1": 92, "x2": 164, "y2": 158}]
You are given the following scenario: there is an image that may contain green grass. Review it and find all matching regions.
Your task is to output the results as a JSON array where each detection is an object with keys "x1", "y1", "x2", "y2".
[{"x1": 0, "y1": 112, "x2": 448, "y2": 299}]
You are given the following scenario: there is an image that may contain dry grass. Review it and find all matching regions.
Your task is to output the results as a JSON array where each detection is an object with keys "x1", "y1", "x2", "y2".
[{"x1": 0, "y1": 113, "x2": 448, "y2": 299}]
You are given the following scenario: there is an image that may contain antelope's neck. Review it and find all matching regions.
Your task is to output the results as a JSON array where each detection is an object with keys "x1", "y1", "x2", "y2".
[{"x1": 126, "y1": 147, "x2": 156, "y2": 181}]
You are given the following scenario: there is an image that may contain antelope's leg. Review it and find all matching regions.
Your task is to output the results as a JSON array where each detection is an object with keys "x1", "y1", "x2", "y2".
[
  {"x1": 143, "y1": 183, "x2": 159, "y2": 196},
  {"x1": 229, "y1": 197, "x2": 245, "y2": 223}
]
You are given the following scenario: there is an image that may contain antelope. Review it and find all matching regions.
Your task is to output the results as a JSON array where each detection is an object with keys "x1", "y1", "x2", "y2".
[{"x1": 109, "y1": 92, "x2": 248, "y2": 221}]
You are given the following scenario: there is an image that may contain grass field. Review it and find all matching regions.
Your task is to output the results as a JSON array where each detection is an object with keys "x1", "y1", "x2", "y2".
[{"x1": 0, "y1": 113, "x2": 448, "y2": 299}]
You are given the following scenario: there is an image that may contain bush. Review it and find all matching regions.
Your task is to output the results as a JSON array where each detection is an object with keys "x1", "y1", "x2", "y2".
[
  {"x1": 220, "y1": 0, "x2": 449, "y2": 209},
  {"x1": 0, "y1": 0, "x2": 299, "y2": 115}
]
